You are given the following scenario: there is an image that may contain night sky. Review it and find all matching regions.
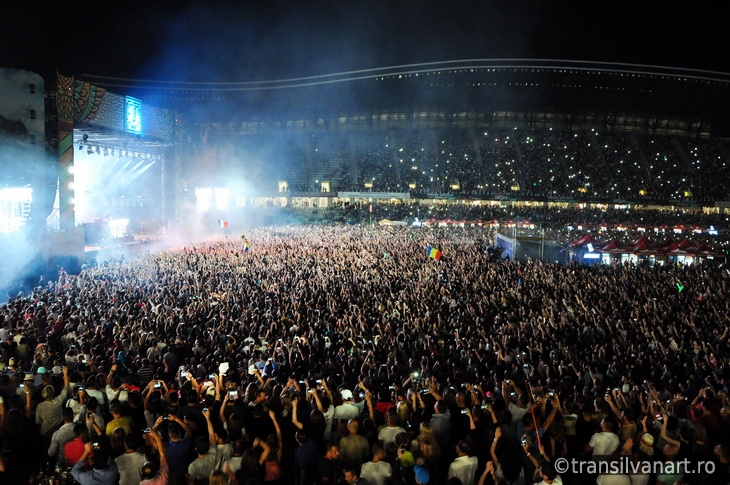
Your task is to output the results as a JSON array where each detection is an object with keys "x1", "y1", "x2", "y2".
[{"x1": 1, "y1": 1, "x2": 728, "y2": 84}]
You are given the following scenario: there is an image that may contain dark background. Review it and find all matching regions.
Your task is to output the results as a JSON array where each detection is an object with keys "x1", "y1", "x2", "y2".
[{"x1": 1, "y1": 1, "x2": 727, "y2": 83}]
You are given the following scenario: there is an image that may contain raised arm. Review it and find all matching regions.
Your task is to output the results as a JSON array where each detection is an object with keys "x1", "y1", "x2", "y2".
[
  {"x1": 269, "y1": 409, "x2": 282, "y2": 450},
  {"x1": 291, "y1": 396, "x2": 304, "y2": 430},
  {"x1": 490, "y1": 427, "x2": 502, "y2": 471},
  {"x1": 254, "y1": 437, "x2": 271, "y2": 465}
]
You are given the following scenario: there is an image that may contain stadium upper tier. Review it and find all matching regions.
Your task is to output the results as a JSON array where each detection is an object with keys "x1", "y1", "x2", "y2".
[{"x1": 187, "y1": 125, "x2": 730, "y2": 204}]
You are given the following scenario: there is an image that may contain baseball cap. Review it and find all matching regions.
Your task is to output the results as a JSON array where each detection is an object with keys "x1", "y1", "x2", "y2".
[
  {"x1": 341, "y1": 389, "x2": 353, "y2": 400},
  {"x1": 414, "y1": 464, "x2": 430, "y2": 484},
  {"x1": 42, "y1": 385, "x2": 55, "y2": 400}
]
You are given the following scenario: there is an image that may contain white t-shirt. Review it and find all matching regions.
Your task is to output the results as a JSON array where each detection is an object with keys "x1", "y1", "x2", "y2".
[
  {"x1": 360, "y1": 460, "x2": 392, "y2": 485},
  {"x1": 333, "y1": 401, "x2": 364, "y2": 421},
  {"x1": 589, "y1": 431, "x2": 620, "y2": 457},
  {"x1": 322, "y1": 404, "x2": 335, "y2": 441}
]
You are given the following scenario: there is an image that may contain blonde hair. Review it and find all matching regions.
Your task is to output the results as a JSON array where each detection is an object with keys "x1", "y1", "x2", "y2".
[{"x1": 209, "y1": 469, "x2": 229, "y2": 485}]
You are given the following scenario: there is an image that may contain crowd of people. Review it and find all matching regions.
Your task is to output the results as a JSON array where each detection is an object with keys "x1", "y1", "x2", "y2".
[
  {"x1": 219, "y1": 126, "x2": 730, "y2": 204},
  {"x1": 1, "y1": 223, "x2": 730, "y2": 485}
]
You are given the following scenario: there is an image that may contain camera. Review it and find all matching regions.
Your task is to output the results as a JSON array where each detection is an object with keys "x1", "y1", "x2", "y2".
[
  {"x1": 163, "y1": 415, "x2": 170, "y2": 420},
  {"x1": 78, "y1": 386, "x2": 84, "y2": 391},
  {"x1": 209, "y1": 374, "x2": 215, "y2": 379},
  {"x1": 461, "y1": 409, "x2": 469, "y2": 414},
  {"x1": 421, "y1": 389, "x2": 430, "y2": 394},
  {"x1": 143, "y1": 428, "x2": 151, "y2": 434},
  {"x1": 307, "y1": 389, "x2": 314, "y2": 394},
  {"x1": 92, "y1": 443, "x2": 100, "y2": 448},
  {"x1": 229, "y1": 391, "x2": 238, "y2": 400}
]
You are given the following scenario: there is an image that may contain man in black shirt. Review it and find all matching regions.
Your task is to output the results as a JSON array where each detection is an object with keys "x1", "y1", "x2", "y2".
[{"x1": 317, "y1": 442, "x2": 342, "y2": 485}]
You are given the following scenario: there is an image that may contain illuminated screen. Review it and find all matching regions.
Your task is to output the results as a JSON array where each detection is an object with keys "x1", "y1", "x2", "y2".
[
  {"x1": 0, "y1": 187, "x2": 33, "y2": 234},
  {"x1": 125, "y1": 96, "x2": 142, "y2": 134}
]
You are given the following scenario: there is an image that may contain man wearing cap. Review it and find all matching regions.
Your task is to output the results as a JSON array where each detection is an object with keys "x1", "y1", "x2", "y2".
[
  {"x1": 414, "y1": 457, "x2": 431, "y2": 485},
  {"x1": 36, "y1": 365, "x2": 70, "y2": 441},
  {"x1": 334, "y1": 389, "x2": 364, "y2": 422},
  {"x1": 31, "y1": 367, "x2": 54, "y2": 406}
]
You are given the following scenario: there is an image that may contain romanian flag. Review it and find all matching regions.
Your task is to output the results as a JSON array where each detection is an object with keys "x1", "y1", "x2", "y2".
[
  {"x1": 218, "y1": 220, "x2": 229, "y2": 228},
  {"x1": 427, "y1": 245, "x2": 442, "y2": 260}
]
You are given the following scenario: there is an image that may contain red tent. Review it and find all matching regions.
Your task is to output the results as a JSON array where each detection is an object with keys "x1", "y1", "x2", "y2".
[{"x1": 570, "y1": 234, "x2": 598, "y2": 247}]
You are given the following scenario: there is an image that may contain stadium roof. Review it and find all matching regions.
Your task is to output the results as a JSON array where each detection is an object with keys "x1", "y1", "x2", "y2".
[{"x1": 84, "y1": 60, "x2": 730, "y2": 134}]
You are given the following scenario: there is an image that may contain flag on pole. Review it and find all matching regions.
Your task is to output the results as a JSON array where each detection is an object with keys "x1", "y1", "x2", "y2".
[
  {"x1": 427, "y1": 245, "x2": 442, "y2": 260},
  {"x1": 217, "y1": 220, "x2": 229, "y2": 228}
]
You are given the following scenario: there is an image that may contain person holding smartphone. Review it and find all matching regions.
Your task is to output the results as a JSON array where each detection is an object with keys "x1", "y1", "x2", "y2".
[{"x1": 36, "y1": 366, "x2": 70, "y2": 440}]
